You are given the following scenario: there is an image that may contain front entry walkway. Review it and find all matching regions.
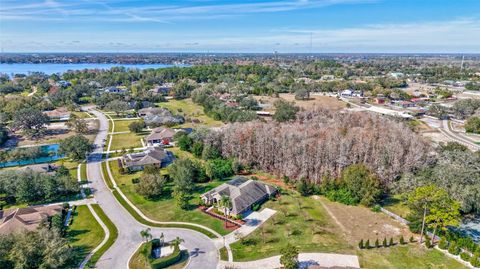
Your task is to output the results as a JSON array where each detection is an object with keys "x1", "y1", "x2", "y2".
[
  {"x1": 218, "y1": 253, "x2": 360, "y2": 269},
  {"x1": 223, "y1": 208, "x2": 277, "y2": 245}
]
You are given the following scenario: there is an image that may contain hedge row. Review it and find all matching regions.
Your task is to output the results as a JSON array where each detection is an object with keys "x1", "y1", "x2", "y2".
[{"x1": 150, "y1": 247, "x2": 184, "y2": 269}]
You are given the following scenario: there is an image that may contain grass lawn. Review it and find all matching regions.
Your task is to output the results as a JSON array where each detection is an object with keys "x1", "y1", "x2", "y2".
[
  {"x1": 129, "y1": 242, "x2": 189, "y2": 269},
  {"x1": 80, "y1": 163, "x2": 87, "y2": 181},
  {"x1": 358, "y1": 245, "x2": 468, "y2": 269},
  {"x1": 110, "y1": 132, "x2": 148, "y2": 150},
  {"x1": 381, "y1": 194, "x2": 411, "y2": 219},
  {"x1": 157, "y1": 99, "x2": 223, "y2": 127},
  {"x1": 108, "y1": 160, "x2": 230, "y2": 235},
  {"x1": 228, "y1": 190, "x2": 353, "y2": 261},
  {"x1": 113, "y1": 119, "x2": 142, "y2": 133},
  {"x1": 72, "y1": 111, "x2": 94, "y2": 119},
  {"x1": 68, "y1": 205, "x2": 105, "y2": 267}
]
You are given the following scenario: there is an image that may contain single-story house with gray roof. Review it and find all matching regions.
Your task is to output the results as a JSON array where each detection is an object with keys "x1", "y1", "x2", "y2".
[
  {"x1": 201, "y1": 176, "x2": 277, "y2": 217},
  {"x1": 121, "y1": 147, "x2": 174, "y2": 171}
]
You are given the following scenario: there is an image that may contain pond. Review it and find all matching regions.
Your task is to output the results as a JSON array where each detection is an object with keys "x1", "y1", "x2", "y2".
[
  {"x1": 458, "y1": 218, "x2": 480, "y2": 243},
  {"x1": 0, "y1": 144, "x2": 64, "y2": 168}
]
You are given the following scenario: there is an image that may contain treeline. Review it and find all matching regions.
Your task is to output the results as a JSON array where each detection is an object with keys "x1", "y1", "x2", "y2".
[
  {"x1": 394, "y1": 144, "x2": 480, "y2": 213},
  {"x1": 191, "y1": 88, "x2": 258, "y2": 123},
  {"x1": 0, "y1": 169, "x2": 79, "y2": 206},
  {"x1": 207, "y1": 109, "x2": 431, "y2": 186},
  {"x1": 0, "y1": 204, "x2": 75, "y2": 269}
]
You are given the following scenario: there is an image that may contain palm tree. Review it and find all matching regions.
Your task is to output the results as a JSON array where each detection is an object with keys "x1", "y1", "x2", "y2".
[
  {"x1": 171, "y1": 236, "x2": 184, "y2": 251},
  {"x1": 140, "y1": 228, "x2": 152, "y2": 243},
  {"x1": 159, "y1": 232, "x2": 165, "y2": 247},
  {"x1": 219, "y1": 195, "x2": 232, "y2": 228}
]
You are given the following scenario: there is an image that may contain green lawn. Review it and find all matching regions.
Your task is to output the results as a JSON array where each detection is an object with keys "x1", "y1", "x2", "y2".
[
  {"x1": 109, "y1": 160, "x2": 230, "y2": 235},
  {"x1": 110, "y1": 132, "x2": 147, "y2": 150},
  {"x1": 72, "y1": 111, "x2": 94, "y2": 119},
  {"x1": 113, "y1": 119, "x2": 142, "y2": 133},
  {"x1": 157, "y1": 99, "x2": 223, "y2": 127},
  {"x1": 80, "y1": 163, "x2": 87, "y2": 181},
  {"x1": 358, "y1": 245, "x2": 468, "y2": 269},
  {"x1": 382, "y1": 194, "x2": 411, "y2": 219},
  {"x1": 68, "y1": 205, "x2": 105, "y2": 267},
  {"x1": 228, "y1": 190, "x2": 353, "y2": 261}
]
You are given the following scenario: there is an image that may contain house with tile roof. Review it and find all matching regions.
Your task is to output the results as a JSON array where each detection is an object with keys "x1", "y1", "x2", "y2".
[
  {"x1": 0, "y1": 204, "x2": 63, "y2": 234},
  {"x1": 201, "y1": 177, "x2": 277, "y2": 217},
  {"x1": 121, "y1": 147, "x2": 174, "y2": 171}
]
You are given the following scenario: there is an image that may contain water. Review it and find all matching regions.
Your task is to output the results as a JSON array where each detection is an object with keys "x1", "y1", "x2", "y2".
[
  {"x1": 0, "y1": 144, "x2": 63, "y2": 168},
  {"x1": 458, "y1": 218, "x2": 480, "y2": 243},
  {"x1": 0, "y1": 63, "x2": 183, "y2": 75}
]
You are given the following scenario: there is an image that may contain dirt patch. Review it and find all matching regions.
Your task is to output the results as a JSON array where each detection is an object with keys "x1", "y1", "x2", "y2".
[
  {"x1": 315, "y1": 196, "x2": 413, "y2": 244},
  {"x1": 254, "y1": 93, "x2": 346, "y2": 112}
]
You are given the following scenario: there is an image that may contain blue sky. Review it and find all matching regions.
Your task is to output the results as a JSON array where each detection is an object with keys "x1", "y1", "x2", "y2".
[{"x1": 1, "y1": 0, "x2": 479, "y2": 53}]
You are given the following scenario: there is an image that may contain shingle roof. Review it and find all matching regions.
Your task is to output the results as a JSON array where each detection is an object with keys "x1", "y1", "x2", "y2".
[{"x1": 202, "y1": 177, "x2": 277, "y2": 215}]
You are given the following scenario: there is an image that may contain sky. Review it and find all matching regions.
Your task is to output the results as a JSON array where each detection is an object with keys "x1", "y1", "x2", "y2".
[{"x1": 1, "y1": 0, "x2": 480, "y2": 53}]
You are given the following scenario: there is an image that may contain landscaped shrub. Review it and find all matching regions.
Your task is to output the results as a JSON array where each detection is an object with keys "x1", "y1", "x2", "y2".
[
  {"x1": 460, "y1": 252, "x2": 471, "y2": 262},
  {"x1": 471, "y1": 255, "x2": 480, "y2": 267},
  {"x1": 448, "y1": 242, "x2": 460, "y2": 255},
  {"x1": 359, "y1": 239, "x2": 364, "y2": 249},
  {"x1": 252, "y1": 203, "x2": 261, "y2": 211},
  {"x1": 383, "y1": 238, "x2": 387, "y2": 248},
  {"x1": 389, "y1": 238, "x2": 394, "y2": 246},
  {"x1": 438, "y1": 237, "x2": 449, "y2": 250},
  {"x1": 149, "y1": 248, "x2": 184, "y2": 269},
  {"x1": 409, "y1": 236, "x2": 415, "y2": 243},
  {"x1": 325, "y1": 188, "x2": 357, "y2": 205},
  {"x1": 365, "y1": 239, "x2": 370, "y2": 249},
  {"x1": 371, "y1": 204, "x2": 381, "y2": 212},
  {"x1": 399, "y1": 236, "x2": 405, "y2": 245},
  {"x1": 425, "y1": 237, "x2": 432, "y2": 248},
  {"x1": 375, "y1": 239, "x2": 379, "y2": 248}
]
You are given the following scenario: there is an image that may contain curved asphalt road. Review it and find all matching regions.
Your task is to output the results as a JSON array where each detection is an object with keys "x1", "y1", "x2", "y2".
[{"x1": 85, "y1": 109, "x2": 219, "y2": 269}]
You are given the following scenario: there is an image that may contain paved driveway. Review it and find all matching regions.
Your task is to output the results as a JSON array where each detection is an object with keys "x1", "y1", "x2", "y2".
[
  {"x1": 224, "y1": 208, "x2": 276, "y2": 245},
  {"x1": 86, "y1": 109, "x2": 218, "y2": 269}
]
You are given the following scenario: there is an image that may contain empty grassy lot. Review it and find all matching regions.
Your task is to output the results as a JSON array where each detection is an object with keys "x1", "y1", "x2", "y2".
[
  {"x1": 358, "y1": 245, "x2": 468, "y2": 269},
  {"x1": 157, "y1": 99, "x2": 223, "y2": 127},
  {"x1": 112, "y1": 119, "x2": 142, "y2": 133},
  {"x1": 68, "y1": 205, "x2": 105, "y2": 267},
  {"x1": 108, "y1": 160, "x2": 230, "y2": 235},
  {"x1": 228, "y1": 190, "x2": 353, "y2": 261},
  {"x1": 110, "y1": 132, "x2": 147, "y2": 150}
]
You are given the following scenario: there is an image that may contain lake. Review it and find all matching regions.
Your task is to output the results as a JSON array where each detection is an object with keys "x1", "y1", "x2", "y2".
[{"x1": 0, "y1": 63, "x2": 184, "y2": 75}]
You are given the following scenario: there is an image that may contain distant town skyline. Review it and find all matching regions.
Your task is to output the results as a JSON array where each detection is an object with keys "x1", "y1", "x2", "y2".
[{"x1": 1, "y1": 0, "x2": 480, "y2": 53}]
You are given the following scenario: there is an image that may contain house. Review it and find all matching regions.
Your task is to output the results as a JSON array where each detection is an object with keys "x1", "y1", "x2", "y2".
[
  {"x1": 396, "y1": 101, "x2": 415, "y2": 108},
  {"x1": 389, "y1": 72, "x2": 405, "y2": 79},
  {"x1": 43, "y1": 107, "x2": 71, "y2": 121},
  {"x1": 340, "y1": 89, "x2": 353, "y2": 97},
  {"x1": 149, "y1": 83, "x2": 174, "y2": 95},
  {"x1": 121, "y1": 147, "x2": 174, "y2": 171},
  {"x1": 374, "y1": 97, "x2": 386, "y2": 104},
  {"x1": 0, "y1": 205, "x2": 63, "y2": 234},
  {"x1": 146, "y1": 127, "x2": 177, "y2": 146},
  {"x1": 201, "y1": 177, "x2": 277, "y2": 217},
  {"x1": 55, "y1": 80, "x2": 71, "y2": 88},
  {"x1": 103, "y1": 86, "x2": 125, "y2": 94},
  {"x1": 138, "y1": 107, "x2": 166, "y2": 117}
]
